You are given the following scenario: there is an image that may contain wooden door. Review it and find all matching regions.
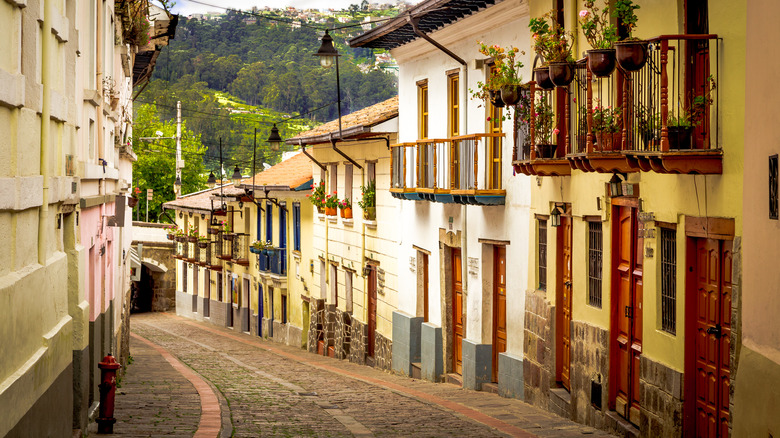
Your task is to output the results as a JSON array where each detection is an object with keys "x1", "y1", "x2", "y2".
[
  {"x1": 556, "y1": 213, "x2": 573, "y2": 390},
  {"x1": 367, "y1": 266, "x2": 377, "y2": 358},
  {"x1": 257, "y1": 284, "x2": 263, "y2": 337},
  {"x1": 452, "y1": 248, "x2": 464, "y2": 375},
  {"x1": 492, "y1": 246, "x2": 507, "y2": 381},
  {"x1": 421, "y1": 252, "x2": 429, "y2": 322},
  {"x1": 693, "y1": 238, "x2": 732, "y2": 438},
  {"x1": 611, "y1": 205, "x2": 643, "y2": 425},
  {"x1": 204, "y1": 270, "x2": 210, "y2": 317}
]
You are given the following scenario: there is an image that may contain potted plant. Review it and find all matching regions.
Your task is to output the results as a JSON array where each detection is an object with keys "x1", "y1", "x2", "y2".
[
  {"x1": 592, "y1": 103, "x2": 622, "y2": 151},
  {"x1": 250, "y1": 240, "x2": 263, "y2": 254},
  {"x1": 220, "y1": 221, "x2": 234, "y2": 241},
  {"x1": 612, "y1": 0, "x2": 648, "y2": 72},
  {"x1": 307, "y1": 181, "x2": 326, "y2": 214},
  {"x1": 475, "y1": 42, "x2": 526, "y2": 106},
  {"x1": 339, "y1": 197, "x2": 353, "y2": 219},
  {"x1": 166, "y1": 225, "x2": 176, "y2": 240},
  {"x1": 667, "y1": 76, "x2": 716, "y2": 149},
  {"x1": 530, "y1": 13, "x2": 575, "y2": 87},
  {"x1": 579, "y1": 1, "x2": 620, "y2": 77},
  {"x1": 174, "y1": 227, "x2": 186, "y2": 242},
  {"x1": 358, "y1": 180, "x2": 376, "y2": 220},
  {"x1": 324, "y1": 192, "x2": 339, "y2": 216},
  {"x1": 533, "y1": 97, "x2": 558, "y2": 158},
  {"x1": 197, "y1": 236, "x2": 209, "y2": 249},
  {"x1": 636, "y1": 104, "x2": 661, "y2": 148},
  {"x1": 187, "y1": 225, "x2": 199, "y2": 243}
]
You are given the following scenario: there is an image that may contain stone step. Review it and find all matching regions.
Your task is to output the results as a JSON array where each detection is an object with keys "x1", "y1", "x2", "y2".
[
  {"x1": 411, "y1": 362, "x2": 422, "y2": 380},
  {"x1": 445, "y1": 373, "x2": 463, "y2": 387},
  {"x1": 480, "y1": 382, "x2": 499, "y2": 394}
]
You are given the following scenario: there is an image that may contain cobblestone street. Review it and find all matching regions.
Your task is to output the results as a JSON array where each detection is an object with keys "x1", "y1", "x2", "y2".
[{"x1": 101, "y1": 313, "x2": 615, "y2": 437}]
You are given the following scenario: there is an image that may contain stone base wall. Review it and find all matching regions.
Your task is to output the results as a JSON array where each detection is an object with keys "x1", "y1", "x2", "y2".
[
  {"x1": 288, "y1": 324, "x2": 303, "y2": 349},
  {"x1": 323, "y1": 304, "x2": 336, "y2": 351},
  {"x1": 639, "y1": 356, "x2": 683, "y2": 438},
  {"x1": 272, "y1": 321, "x2": 289, "y2": 344},
  {"x1": 250, "y1": 313, "x2": 259, "y2": 337},
  {"x1": 210, "y1": 299, "x2": 229, "y2": 328},
  {"x1": 375, "y1": 332, "x2": 392, "y2": 371},
  {"x1": 175, "y1": 290, "x2": 194, "y2": 318},
  {"x1": 391, "y1": 311, "x2": 423, "y2": 377},
  {"x1": 421, "y1": 323, "x2": 443, "y2": 382},
  {"x1": 6, "y1": 364, "x2": 73, "y2": 438},
  {"x1": 523, "y1": 289, "x2": 556, "y2": 410},
  {"x1": 307, "y1": 299, "x2": 325, "y2": 354},
  {"x1": 349, "y1": 319, "x2": 368, "y2": 365},
  {"x1": 462, "y1": 339, "x2": 492, "y2": 391},
  {"x1": 498, "y1": 352, "x2": 524, "y2": 400},
  {"x1": 569, "y1": 321, "x2": 610, "y2": 430},
  {"x1": 334, "y1": 309, "x2": 352, "y2": 360}
]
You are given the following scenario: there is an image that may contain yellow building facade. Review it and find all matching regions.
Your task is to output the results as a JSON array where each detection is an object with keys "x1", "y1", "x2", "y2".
[{"x1": 516, "y1": 1, "x2": 744, "y2": 437}]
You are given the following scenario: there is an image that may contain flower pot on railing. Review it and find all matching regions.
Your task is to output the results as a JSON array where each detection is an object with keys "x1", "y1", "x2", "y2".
[
  {"x1": 325, "y1": 206, "x2": 337, "y2": 216},
  {"x1": 534, "y1": 68, "x2": 555, "y2": 90},
  {"x1": 222, "y1": 233, "x2": 235, "y2": 241},
  {"x1": 594, "y1": 132, "x2": 622, "y2": 152},
  {"x1": 198, "y1": 241, "x2": 208, "y2": 249},
  {"x1": 615, "y1": 40, "x2": 649, "y2": 72},
  {"x1": 317, "y1": 206, "x2": 325, "y2": 215},
  {"x1": 175, "y1": 236, "x2": 185, "y2": 243},
  {"x1": 587, "y1": 49, "x2": 617, "y2": 77},
  {"x1": 536, "y1": 144, "x2": 558, "y2": 159},
  {"x1": 500, "y1": 85, "x2": 523, "y2": 106},
  {"x1": 249, "y1": 246, "x2": 261, "y2": 254},
  {"x1": 207, "y1": 227, "x2": 219, "y2": 235},
  {"x1": 166, "y1": 233, "x2": 175, "y2": 241},
  {"x1": 363, "y1": 207, "x2": 376, "y2": 221},
  {"x1": 187, "y1": 236, "x2": 198, "y2": 243},
  {"x1": 488, "y1": 90, "x2": 505, "y2": 108},
  {"x1": 548, "y1": 62, "x2": 575, "y2": 87},
  {"x1": 667, "y1": 126, "x2": 693, "y2": 150}
]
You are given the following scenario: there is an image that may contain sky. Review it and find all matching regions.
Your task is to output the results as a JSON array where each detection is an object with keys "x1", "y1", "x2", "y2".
[{"x1": 168, "y1": 0, "x2": 422, "y2": 16}]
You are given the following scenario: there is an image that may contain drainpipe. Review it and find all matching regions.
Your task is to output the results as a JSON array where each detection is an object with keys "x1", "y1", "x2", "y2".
[
  {"x1": 39, "y1": 0, "x2": 52, "y2": 265},
  {"x1": 407, "y1": 15, "x2": 471, "y2": 310}
]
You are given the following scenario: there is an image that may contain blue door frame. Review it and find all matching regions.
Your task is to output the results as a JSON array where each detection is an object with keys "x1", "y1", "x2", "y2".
[{"x1": 258, "y1": 284, "x2": 263, "y2": 337}]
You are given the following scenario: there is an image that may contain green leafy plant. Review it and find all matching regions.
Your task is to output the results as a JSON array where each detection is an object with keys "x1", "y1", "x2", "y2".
[
  {"x1": 338, "y1": 197, "x2": 352, "y2": 210},
  {"x1": 668, "y1": 75, "x2": 717, "y2": 127},
  {"x1": 220, "y1": 220, "x2": 231, "y2": 233},
  {"x1": 307, "y1": 180, "x2": 326, "y2": 209},
  {"x1": 592, "y1": 102, "x2": 622, "y2": 133},
  {"x1": 324, "y1": 192, "x2": 339, "y2": 209},
  {"x1": 188, "y1": 225, "x2": 199, "y2": 238},
  {"x1": 529, "y1": 12, "x2": 574, "y2": 64},
  {"x1": 358, "y1": 180, "x2": 376, "y2": 210},
  {"x1": 612, "y1": 0, "x2": 641, "y2": 39},
  {"x1": 533, "y1": 97, "x2": 556, "y2": 144},
  {"x1": 469, "y1": 42, "x2": 525, "y2": 111},
  {"x1": 579, "y1": 1, "x2": 619, "y2": 49}
]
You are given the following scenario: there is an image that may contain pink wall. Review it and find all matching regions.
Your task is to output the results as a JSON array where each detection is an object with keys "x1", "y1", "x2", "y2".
[{"x1": 81, "y1": 202, "x2": 116, "y2": 321}]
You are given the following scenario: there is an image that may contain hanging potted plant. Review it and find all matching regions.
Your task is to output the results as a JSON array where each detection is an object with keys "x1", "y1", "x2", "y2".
[
  {"x1": 307, "y1": 180, "x2": 326, "y2": 214},
  {"x1": 475, "y1": 42, "x2": 526, "y2": 106},
  {"x1": 166, "y1": 225, "x2": 176, "y2": 241},
  {"x1": 197, "y1": 236, "x2": 209, "y2": 249},
  {"x1": 529, "y1": 17, "x2": 555, "y2": 90},
  {"x1": 533, "y1": 97, "x2": 558, "y2": 158},
  {"x1": 530, "y1": 13, "x2": 575, "y2": 88},
  {"x1": 339, "y1": 197, "x2": 353, "y2": 219},
  {"x1": 579, "y1": 1, "x2": 620, "y2": 77},
  {"x1": 613, "y1": 0, "x2": 648, "y2": 72},
  {"x1": 324, "y1": 192, "x2": 339, "y2": 216},
  {"x1": 174, "y1": 227, "x2": 186, "y2": 242},
  {"x1": 667, "y1": 76, "x2": 716, "y2": 150},
  {"x1": 592, "y1": 103, "x2": 622, "y2": 151},
  {"x1": 220, "y1": 221, "x2": 234, "y2": 241},
  {"x1": 358, "y1": 180, "x2": 376, "y2": 220},
  {"x1": 250, "y1": 240, "x2": 263, "y2": 254},
  {"x1": 187, "y1": 225, "x2": 199, "y2": 243}
]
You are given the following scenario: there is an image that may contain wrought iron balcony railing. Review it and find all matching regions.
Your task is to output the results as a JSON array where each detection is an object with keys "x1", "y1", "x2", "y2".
[{"x1": 232, "y1": 233, "x2": 249, "y2": 267}]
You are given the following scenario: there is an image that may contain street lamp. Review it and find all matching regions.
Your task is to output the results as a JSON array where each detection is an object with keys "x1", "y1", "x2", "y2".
[
  {"x1": 267, "y1": 124, "x2": 283, "y2": 151},
  {"x1": 231, "y1": 165, "x2": 243, "y2": 188},
  {"x1": 174, "y1": 175, "x2": 182, "y2": 188},
  {"x1": 206, "y1": 171, "x2": 217, "y2": 189},
  {"x1": 314, "y1": 30, "x2": 343, "y2": 139}
]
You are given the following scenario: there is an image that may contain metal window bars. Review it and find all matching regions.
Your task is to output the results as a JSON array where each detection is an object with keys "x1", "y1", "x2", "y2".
[
  {"x1": 587, "y1": 222, "x2": 603, "y2": 308},
  {"x1": 660, "y1": 227, "x2": 677, "y2": 334}
]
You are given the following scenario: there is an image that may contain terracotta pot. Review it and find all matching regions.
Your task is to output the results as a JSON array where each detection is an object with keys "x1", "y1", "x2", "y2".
[
  {"x1": 500, "y1": 85, "x2": 522, "y2": 106},
  {"x1": 594, "y1": 131, "x2": 622, "y2": 152},
  {"x1": 167, "y1": 233, "x2": 175, "y2": 241},
  {"x1": 587, "y1": 49, "x2": 617, "y2": 77},
  {"x1": 363, "y1": 207, "x2": 376, "y2": 221},
  {"x1": 325, "y1": 206, "x2": 337, "y2": 216},
  {"x1": 222, "y1": 233, "x2": 235, "y2": 241},
  {"x1": 535, "y1": 144, "x2": 558, "y2": 159},
  {"x1": 198, "y1": 241, "x2": 208, "y2": 249},
  {"x1": 615, "y1": 40, "x2": 649, "y2": 72},
  {"x1": 128, "y1": 196, "x2": 139, "y2": 208},
  {"x1": 534, "y1": 68, "x2": 555, "y2": 90},
  {"x1": 548, "y1": 62, "x2": 575, "y2": 87},
  {"x1": 207, "y1": 227, "x2": 219, "y2": 235},
  {"x1": 488, "y1": 90, "x2": 505, "y2": 108},
  {"x1": 341, "y1": 207, "x2": 353, "y2": 219},
  {"x1": 317, "y1": 206, "x2": 325, "y2": 214},
  {"x1": 667, "y1": 126, "x2": 693, "y2": 150},
  {"x1": 187, "y1": 236, "x2": 198, "y2": 243}
]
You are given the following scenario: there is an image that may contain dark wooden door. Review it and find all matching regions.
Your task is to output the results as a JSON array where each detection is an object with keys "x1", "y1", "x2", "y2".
[
  {"x1": 492, "y1": 246, "x2": 507, "y2": 381},
  {"x1": 423, "y1": 253, "x2": 429, "y2": 322},
  {"x1": 452, "y1": 248, "x2": 464, "y2": 375},
  {"x1": 612, "y1": 205, "x2": 643, "y2": 425},
  {"x1": 367, "y1": 266, "x2": 377, "y2": 359},
  {"x1": 693, "y1": 238, "x2": 731, "y2": 438},
  {"x1": 556, "y1": 213, "x2": 573, "y2": 390}
]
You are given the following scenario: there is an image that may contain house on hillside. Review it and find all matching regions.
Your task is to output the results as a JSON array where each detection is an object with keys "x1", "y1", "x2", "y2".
[
  {"x1": 164, "y1": 153, "x2": 314, "y2": 349},
  {"x1": 350, "y1": 0, "x2": 532, "y2": 394},
  {"x1": 287, "y1": 96, "x2": 400, "y2": 370}
]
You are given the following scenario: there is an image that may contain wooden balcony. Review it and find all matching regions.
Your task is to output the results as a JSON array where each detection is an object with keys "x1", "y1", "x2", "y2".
[
  {"x1": 390, "y1": 133, "x2": 506, "y2": 205},
  {"x1": 514, "y1": 34, "x2": 722, "y2": 177}
]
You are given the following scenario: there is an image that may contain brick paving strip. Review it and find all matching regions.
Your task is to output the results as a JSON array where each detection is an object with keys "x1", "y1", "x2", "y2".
[
  {"x1": 131, "y1": 332, "x2": 222, "y2": 437},
  {"x1": 161, "y1": 313, "x2": 536, "y2": 438}
]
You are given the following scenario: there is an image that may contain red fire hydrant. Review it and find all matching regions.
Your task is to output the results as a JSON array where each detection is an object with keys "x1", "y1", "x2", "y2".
[{"x1": 96, "y1": 355, "x2": 121, "y2": 434}]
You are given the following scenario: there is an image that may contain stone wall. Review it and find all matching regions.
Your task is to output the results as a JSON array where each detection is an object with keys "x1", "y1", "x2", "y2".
[
  {"x1": 350, "y1": 319, "x2": 368, "y2": 365},
  {"x1": 334, "y1": 309, "x2": 352, "y2": 360},
  {"x1": 210, "y1": 299, "x2": 229, "y2": 328},
  {"x1": 375, "y1": 332, "x2": 392, "y2": 371},
  {"x1": 272, "y1": 321, "x2": 289, "y2": 344},
  {"x1": 523, "y1": 289, "x2": 556, "y2": 410},
  {"x1": 138, "y1": 244, "x2": 176, "y2": 312},
  {"x1": 569, "y1": 321, "x2": 610, "y2": 429},
  {"x1": 639, "y1": 356, "x2": 683, "y2": 438},
  {"x1": 307, "y1": 299, "x2": 325, "y2": 354}
]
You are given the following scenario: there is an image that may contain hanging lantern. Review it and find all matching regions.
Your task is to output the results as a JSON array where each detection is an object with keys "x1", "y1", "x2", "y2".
[
  {"x1": 231, "y1": 165, "x2": 243, "y2": 188},
  {"x1": 267, "y1": 124, "x2": 283, "y2": 151},
  {"x1": 609, "y1": 173, "x2": 623, "y2": 197},
  {"x1": 314, "y1": 30, "x2": 339, "y2": 69},
  {"x1": 206, "y1": 171, "x2": 217, "y2": 189},
  {"x1": 550, "y1": 204, "x2": 562, "y2": 227}
]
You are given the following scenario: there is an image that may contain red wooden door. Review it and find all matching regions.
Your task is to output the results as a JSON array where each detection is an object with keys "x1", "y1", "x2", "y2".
[
  {"x1": 612, "y1": 205, "x2": 643, "y2": 425},
  {"x1": 492, "y1": 246, "x2": 507, "y2": 381},
  {"x1": 694, "y1": 238, "x2": 732, "y2": 438},
  {"x1": 556, "y1": 213, "x2": 573, "y2": 390},
  {"x1": 452, "y1": 248, "x2": 464, "y2": 375},
  {"x1": 368, "y1": 266, "x2": 377, "y2": 359}
]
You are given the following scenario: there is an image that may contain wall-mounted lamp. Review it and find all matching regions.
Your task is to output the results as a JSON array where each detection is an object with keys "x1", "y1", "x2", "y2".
[
  {"x1": 178, "y1": 212, "x2": 183, "y2": 218},
  {"x1": 609, "y1": 173, "x2": 625, "y2": 197},
  {"x1": 362, "y1": 264, "x2": 372, "y2": 277},
  {"x1": 550, "y1": 204, "x2": 563, "y2": 227},
  {"x1": 201, "y1": 213, "x2": 206, "y2": 220}
]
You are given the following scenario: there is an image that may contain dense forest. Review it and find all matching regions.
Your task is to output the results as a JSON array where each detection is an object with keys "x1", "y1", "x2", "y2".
[{"x1": 137, "y1": 9, "x2": 398, "y2": 174}]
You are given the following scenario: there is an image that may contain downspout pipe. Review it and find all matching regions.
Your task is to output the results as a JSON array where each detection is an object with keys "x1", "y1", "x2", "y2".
[
  {"x1": 408, "y1": 14, "x2": 471, "y2": 310},
  {"x1": 299, "y1": 140, "x2": 327, "y2": 172}
]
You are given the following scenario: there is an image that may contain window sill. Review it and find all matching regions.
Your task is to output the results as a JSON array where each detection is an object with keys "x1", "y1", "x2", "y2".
[
  {"x1": 342, "y1": 218, "x2": 354, "y2": 227},
  {"x1": 364, "y1": 220, "x2": 377, "y2": 229},
  {"x1": 317, "y1": 213, "x2": 326, "y2": 221},
  {"x1": 327, "y1": 216, "x2": 338, "y2": 224}
]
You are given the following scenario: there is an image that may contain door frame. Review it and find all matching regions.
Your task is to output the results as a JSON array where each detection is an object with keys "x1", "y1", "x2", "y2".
[
  {"x1": 555, "y1": 206, "x2": 573, "y2": 390},
  {"x1": 367, "y1": 263, "x2": 378, "y2": 359},
  {"x1": 683, "y1": 216, "x2": 735, "y2": 438},
  {"x1": 491, "y1": 245, "x2": 507, "y2": 383}
]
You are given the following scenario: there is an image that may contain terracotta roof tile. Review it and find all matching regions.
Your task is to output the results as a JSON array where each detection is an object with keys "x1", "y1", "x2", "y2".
[
  {"x1": 288, "y1": 96, "x2": 398, "y2": 143},
  {"x1": 163, "y1": 187, "x2": 223, "y2": 211}
]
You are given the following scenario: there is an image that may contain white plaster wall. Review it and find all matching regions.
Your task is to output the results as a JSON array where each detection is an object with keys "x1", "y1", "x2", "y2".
[{"x1": 392, "y1": 0, "x2": 531, "y2": 355}]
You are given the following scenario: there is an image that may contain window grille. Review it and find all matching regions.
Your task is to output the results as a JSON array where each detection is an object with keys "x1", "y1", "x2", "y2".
[
  {"x1": 588, "y1": 222, "x2": 603, "y2": 308},
  {"x1": 538, "y1": 219, "x2": 547, "y2": 291},
  {"x1": 660, "y1": 228, "x2": 677, "y2": 334}
]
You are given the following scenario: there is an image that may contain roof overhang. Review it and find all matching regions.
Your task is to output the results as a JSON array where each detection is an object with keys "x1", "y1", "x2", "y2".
[{"x1": 348, "y1": 0, "x2": 504, "y2": 50}]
